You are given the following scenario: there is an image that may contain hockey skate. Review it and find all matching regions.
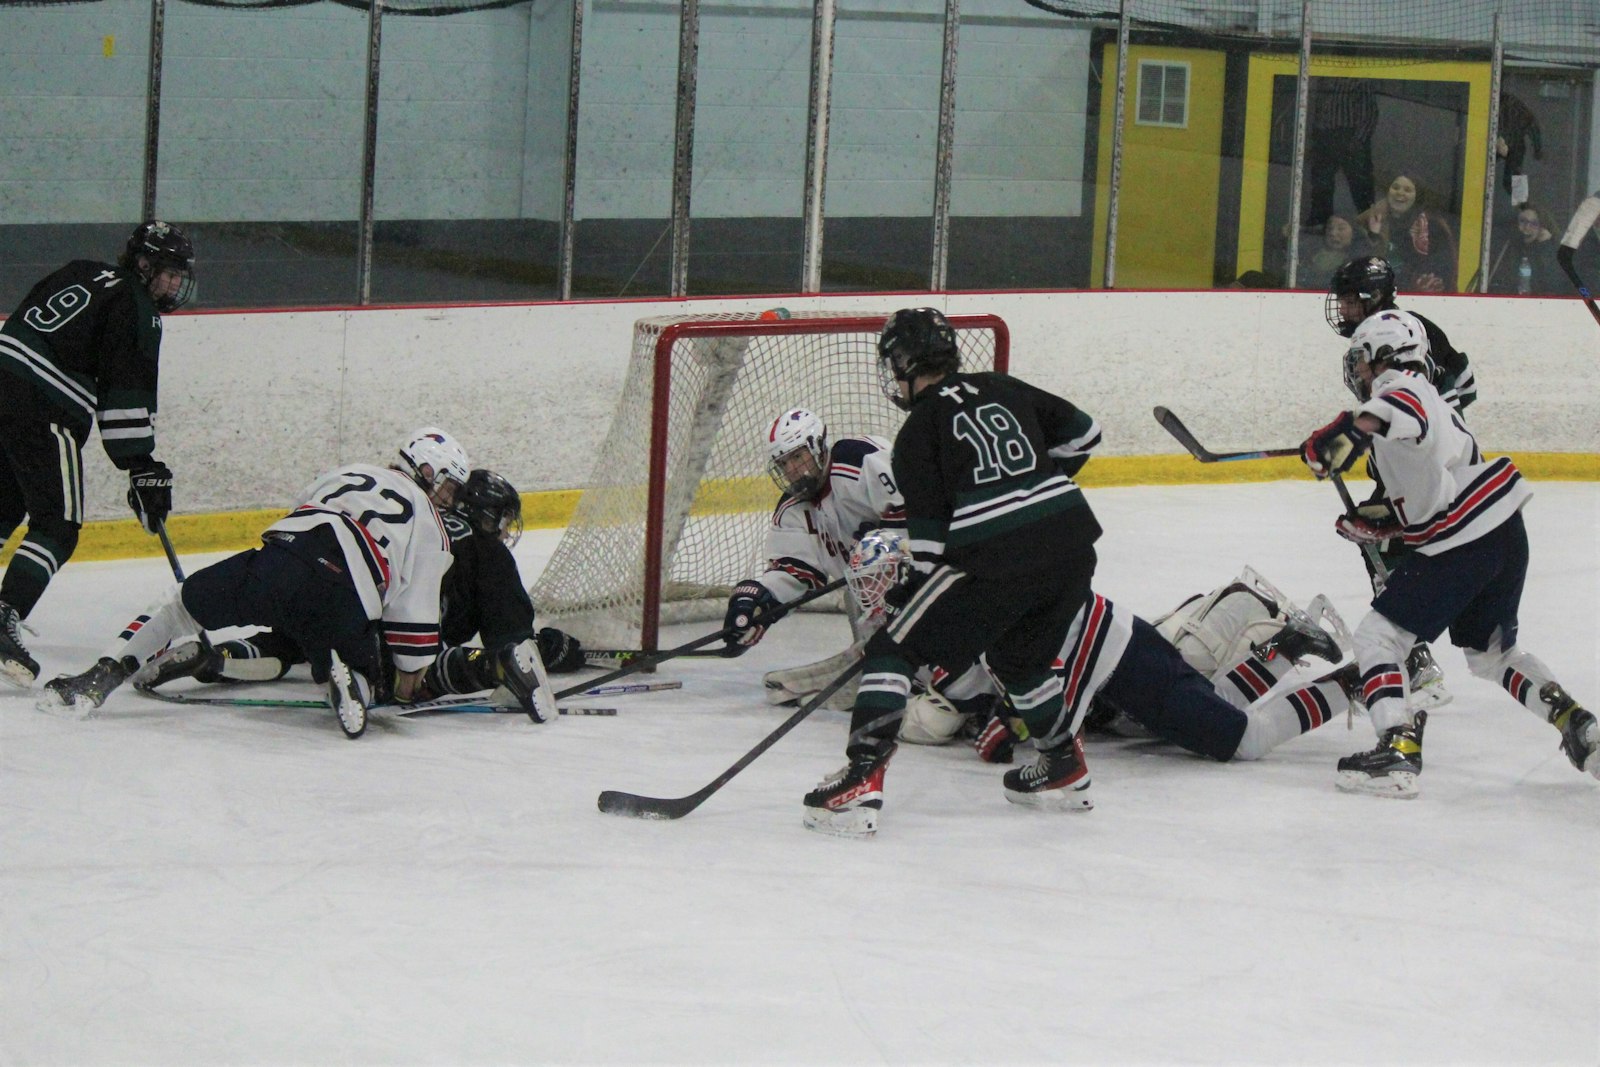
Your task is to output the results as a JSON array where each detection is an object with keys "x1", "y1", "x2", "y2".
[
  {"x1": 1252, "y1": 615, "x2": 1342, "y2": 666},
  {"x1": 495, "y1": 640, "x2": 556, "y2": 724},
  {"x1": 0, "y1": 600, "x2": 39, "y2": 688},
  {"x1": 1003, "y1": 736, "x2": 1093, "y2": 812},
  {"x1": 1405, "y1": 643, "x2": 1453, "y2": 711},
  {"x1": 802, "y1": 742, "x2": 895, "y2": 838},
  {"x1": 1541, "y1": 682, "x2": 1600, "y2": 780},
  {"x1": 38, "y1": 656, "x2": 137, "y2": 712},
  {"x1": 1336, "y1": 711, "x2": 1427, "y2": 799},
  {"x1": 131, "y1": 640, "x2": 224, "y2": 690},
  {"x1": 326, "y1": 652, "x2": 369, "y2": 739}
]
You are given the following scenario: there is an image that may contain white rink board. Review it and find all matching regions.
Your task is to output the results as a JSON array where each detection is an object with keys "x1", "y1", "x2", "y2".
[{"x1": 56, "y1": 289, "x2": 1600, "y2": 521}]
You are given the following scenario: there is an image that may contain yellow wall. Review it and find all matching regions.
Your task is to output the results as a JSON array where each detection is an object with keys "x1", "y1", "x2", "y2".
[
  {"x1": 1236, "y1": 56, "x2": 1491, "y2": 288},
  {"x1": 1092, "y1": 44, "x2": 1227, "y2": 288}
]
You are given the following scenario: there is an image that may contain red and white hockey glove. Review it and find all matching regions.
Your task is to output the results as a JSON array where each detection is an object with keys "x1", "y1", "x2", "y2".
[
  {"x1": 1301, "y1": 411, "x2": 1371, "y2": 480},
  {"x1": 1335, "y1": 503, "x2": 1403, "y2": 545}
]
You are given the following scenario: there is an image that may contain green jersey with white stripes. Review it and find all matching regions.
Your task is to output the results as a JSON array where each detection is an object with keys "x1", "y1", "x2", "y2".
[
  {"x1": 0, "y1": 259, "x2": 162, "y2": 467},
  {"x1": 892, "y1": 371, "x2": 1102, "y2": 578}
]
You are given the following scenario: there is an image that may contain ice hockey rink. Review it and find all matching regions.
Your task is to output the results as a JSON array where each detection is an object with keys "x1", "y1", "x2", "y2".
[{"x1": 2, "y1": 478, "x2": 1596, "y2": 1065}]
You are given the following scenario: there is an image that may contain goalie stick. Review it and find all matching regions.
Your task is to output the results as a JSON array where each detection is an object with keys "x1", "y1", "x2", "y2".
[
  {"x1": 556, "y1": 577, "x2": 847, "y2": 700},
  {"x1": 597, "y1": 659, "x2": 865, "y2": 821},
  {"x1": 1153, "y1": 406, "x2": 1299, "y2": 462}
]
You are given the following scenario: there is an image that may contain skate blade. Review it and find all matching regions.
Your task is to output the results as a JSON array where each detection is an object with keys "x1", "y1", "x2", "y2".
[
  {"x1": 1336, "y1": 769, "x2": 1418, "y2": 799},
  {"x1": 33, "y1": 694, "x2": 99, "y2": 720},
  {"x1": 802, "y1": 805, "x2": 879, "y2": 838},
  {"x1": 1004, "y1": 783, "x2": 1094, "y2": 812},
  {"x1": 0, "y1": 661, "x2": 38, "y2": 690},
  {"x1": 1406, "y1": 685, "x2": 1453, "y2": 712}
]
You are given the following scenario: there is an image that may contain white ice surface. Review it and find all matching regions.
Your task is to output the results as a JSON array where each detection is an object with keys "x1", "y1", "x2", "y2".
[{"x1": 3, "y1": 481, "x2": 1597, "y2": 1066}]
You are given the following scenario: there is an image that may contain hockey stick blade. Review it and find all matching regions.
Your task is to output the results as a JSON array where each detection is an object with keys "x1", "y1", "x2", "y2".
[
  {"x1": 133, "y1": 686, "x2": 613, "y2": 715},
  {"x1": 1153, "y1": 406, "x2": 1299, "y2": 462},
  {"x1": 579, "y1": 680, "x2": 682, "y2": 697},
  {"x1": 597, "y1": 659, "x2": 866, "y2": 821}
]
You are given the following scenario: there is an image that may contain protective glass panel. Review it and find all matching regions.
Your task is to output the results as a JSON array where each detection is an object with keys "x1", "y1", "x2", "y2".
[{"x1": 0, "y1": 0, "x2": 148, "y2": 304}]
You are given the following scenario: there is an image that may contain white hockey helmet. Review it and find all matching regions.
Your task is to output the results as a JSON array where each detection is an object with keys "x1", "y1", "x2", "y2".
[
  {"x1": 1343, "y1": 311, "x2": 1427, "y2": 401},
  {"x1": 766, "y1": 408, "x2": 830, "y2": 500},
  {"x1": 846, "y1": 528, "x2": 908, "y2": 627},
  {"x1": 398, "y1": 426, "x2": 470, "y2": 502}
]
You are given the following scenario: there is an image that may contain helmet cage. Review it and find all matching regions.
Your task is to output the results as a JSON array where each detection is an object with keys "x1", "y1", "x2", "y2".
[
  {"x1": 456, "y1": 469, "x2": 523, "y2": 547},
  {"x1": 1324, "y1": 257, "x2": 1396, "y2": 337},
  {"x1": 1343, "y1": 314, "x2": 1424, "y2": 401},
  {"x1": 765, "y1": 409, "x2": 829, "y2": 500},
  {"x1": 846, "y1": 529, "x2": 908, "y2": 627}
]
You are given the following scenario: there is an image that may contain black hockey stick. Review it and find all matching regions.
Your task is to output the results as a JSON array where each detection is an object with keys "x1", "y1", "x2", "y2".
[
  {"x1": 133, "y1": 687, "x2": 616, "y2": 715},
  {"x1": 1153, "y1": 406, "x2": 1299, "y2": 462},
  {"x1": 597, "y1": 658, "x2": 865, "y2": 820},
  {"x1": 555, "y1": 577, "x2": 847, "y2": 700},
  {"x1": 1556, "y1": 245, "x2": 1600, "y2": 330}
]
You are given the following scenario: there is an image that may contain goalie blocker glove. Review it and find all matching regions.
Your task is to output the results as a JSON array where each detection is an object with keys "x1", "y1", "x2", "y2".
[
  {"x1": 126, "y1": 459, "x2": 174, "y2": 534},
  {"x1": 1301, "y1": 411, "x2": 1370, "y2": 480},
  {"x1": 723, "y1": 581, "x2": 779, "y2": 653}
]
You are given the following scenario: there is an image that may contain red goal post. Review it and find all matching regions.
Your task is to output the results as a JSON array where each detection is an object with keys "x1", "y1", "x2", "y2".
[{"x1": 530, "y1": 310, "x2": 1010, "y2": 652}]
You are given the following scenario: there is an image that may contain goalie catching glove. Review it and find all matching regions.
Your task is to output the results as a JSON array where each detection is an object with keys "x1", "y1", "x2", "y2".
[
  {"x1": 723, "y1": 581, "x2": 779, "y2": 654},
  {"x1": 126, "y1": 459, "x2": 174, "y2": 534},
  {"x1": 1300, "y1": 411, "x2": 1370, "y2": 480},
  {"x1": 1335, "y1": 502, "x2": 1403, "y2": 545}
]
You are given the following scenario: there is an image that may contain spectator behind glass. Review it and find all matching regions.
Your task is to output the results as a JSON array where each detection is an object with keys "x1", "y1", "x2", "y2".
[
  {"x1": 1357, "y1": 174, "x2": 1459, "y2": 293},
  {"x1": 1299, "y1": 214, "x2": 1367, "y2": 287},
  {"x1": 1488, "y1": 204, "x2": 1564, "y2": 295}
]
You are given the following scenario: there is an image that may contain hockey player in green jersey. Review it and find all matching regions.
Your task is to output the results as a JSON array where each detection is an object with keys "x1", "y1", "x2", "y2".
[
  {"x1": 801, "y1": 307, "x2": 1104, "y2": 837},
  {"x1": 0, "y1": 221, "x2": 195, "y2": 687}
]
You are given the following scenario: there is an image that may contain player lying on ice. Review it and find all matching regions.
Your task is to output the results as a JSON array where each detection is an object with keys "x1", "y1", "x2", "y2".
[
  {"x1": 38, "y1": 429, "x2": 525, "y2": 737},
  {"x1": 1300, "y1": 312, "x2": 1599, "y2": 797},
  {"x1": 839, "y1": 530, "x2": 1357, "y2": 773},
  {"x1": 128, "y1": 468, "x2": 585, "y2": 714}
]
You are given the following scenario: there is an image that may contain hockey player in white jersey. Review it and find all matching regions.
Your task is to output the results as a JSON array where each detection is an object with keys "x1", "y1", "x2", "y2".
[
  {"x1": 849, "y1": 530, "x2": 1357, "y2": 784},
  {"x1": 722, "y1": 408, "x2": 905, "y2": 707},
  {"x1": 1301, "y1": 313, "x2": 1599, "y2": 796},
  {"x1": 38, "y1": 427, "x2": 470, "y2": 738}
]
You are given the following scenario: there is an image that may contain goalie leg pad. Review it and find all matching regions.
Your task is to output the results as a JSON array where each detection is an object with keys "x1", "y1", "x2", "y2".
[{"x1": 765, "y1": 647, "x2": 862, "y2": 707}]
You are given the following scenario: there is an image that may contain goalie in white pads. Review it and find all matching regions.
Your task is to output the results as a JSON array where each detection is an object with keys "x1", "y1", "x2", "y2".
[
  {"x1": 1301, "y1": 313, "x2": 1599, "y2": 797},
  {"x1": 722, "y1": 408, "x2": 905, "y2": 709},
  {"x1": 851, "y1": 530, "x2": 1357, "y2": 767},
  {"x1": 37, "y1": 427, "x2": 473, "y2": 738}
]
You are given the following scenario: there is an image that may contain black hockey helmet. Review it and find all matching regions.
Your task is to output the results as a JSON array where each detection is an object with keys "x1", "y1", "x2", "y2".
[
  {"x1": 119, "y1": 221, "x2": 196, "y2": 312},
  {"x1": 454, "y1": 468, "x2": 523, "y2": 546},
  {"x1": 877, "y1": 307, "x2": 961, "y2": 410},
  {"x1": 1324, "y1": 256, "x2": 1396, "y2": 337}
]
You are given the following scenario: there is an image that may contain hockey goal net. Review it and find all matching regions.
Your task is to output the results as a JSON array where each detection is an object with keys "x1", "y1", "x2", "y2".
[{"x1": 529, "y1": 310, "x2": 1010, "y2": 651}]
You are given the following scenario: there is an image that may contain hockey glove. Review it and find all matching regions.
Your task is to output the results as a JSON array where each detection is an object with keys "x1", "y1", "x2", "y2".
[
  {"x1": 1300, "y1": 411, "x2": 1371, "y2": 480},
  {"x1": 972, "y1": 713, "x2": 1018, "y2": 764},
  {"x1": 126, "y1": 459, "x2": 174, "y2": 534},
  {"x1": 882, "y1": 570, "x2": 929, "y2": 615},
  {"x1": 535, "y1": 626, "x2": 585, "y2": 674},
  {"x1": 723, "y1": 581, "x2": 779, "y2": 654},
  {"x1": 1335, "y1": 503, "x2": 1404, "y2": 545}
]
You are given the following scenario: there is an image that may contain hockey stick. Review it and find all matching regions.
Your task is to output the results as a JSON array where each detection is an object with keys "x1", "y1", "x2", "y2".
[
  {"x1": 1330, "y1": 471, "x2": 1390, "y2": 587},
  {"x1": 154, "y1": 519, "x2": 218, "y2": 655},
  {"x1": 556, "y1": 577, "x2": 847, "y2": 700},
  {"x1": 584, "y1": 648, "x2": 733, "y2": 667},
  {"x1": 597, "y1": 658, "x2": 865, "y2": 820},
  {"x1": 1153, "y1": 406, "x2": 1299, "y2": 462},
  {"x1": 132, "y1": 687, "x2": 615, "y2": 715},
  {"x1": 1556, "y1": 245, "x2": 1600, "y2": 330}
]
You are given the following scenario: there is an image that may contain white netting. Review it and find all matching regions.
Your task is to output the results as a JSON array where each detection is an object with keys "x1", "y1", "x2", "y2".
[{"x1": 530, "y1": 310, "x2": 1008, "y2": 650}]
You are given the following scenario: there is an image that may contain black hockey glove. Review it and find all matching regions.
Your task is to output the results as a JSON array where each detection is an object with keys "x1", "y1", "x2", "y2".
[
  {"x1": 535, "y1": 626, "x2": 585, "y2": 673},
  {"x1": 882, "y1": 570, "x2": 929, "y2": 615},
  {"x1": 126, "y1": 459, "x2": 174, "y2": 534},
  {"x1": 723, "y1": 581, "x2": 778, "y2": 654},
  {"x1": 1300, "y1": 411, "x2": 1370, "y2": 480}
]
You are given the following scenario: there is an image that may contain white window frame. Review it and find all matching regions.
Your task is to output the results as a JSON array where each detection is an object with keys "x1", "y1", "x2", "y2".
[{"x1": 1135, "y1": 60, "x2": 1190, "y2": 129}]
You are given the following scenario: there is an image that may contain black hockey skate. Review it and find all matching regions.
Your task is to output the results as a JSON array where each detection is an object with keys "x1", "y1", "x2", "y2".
[
  {"x1": 131, "y1": 640, "x2": 225, "y2": 690},
  {"x1": 1541, "y1": 682, "x2": 1600, "y2": 780},
  {"x1": 1405, "y1": 642, "x2": 1453, "y2": 710},
  {"x1": 495, "y1": 640, "x2": 555, "y2": 723},
  {"x1": 0, "y1": 600, "x2": 39, "y2": 688},
  {"x1": 1336, "y1": 711, "x2": 1427, "y2": 799},
  {"x1": 39, "y1": 656, "x2": 137, "y2": 712},
  {"x1": 327, "y1": 653, "x2": 369, "y2": 739},
  {"x1": 1253, "y1": 616, "x2": 1342, "y2": 666},
  {"x1": 1003, "y1": 735, "x2": 1093, "y2": 812},
  {"x1": 803, "y1": 742, "x2": 896, "y2": 838}
]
